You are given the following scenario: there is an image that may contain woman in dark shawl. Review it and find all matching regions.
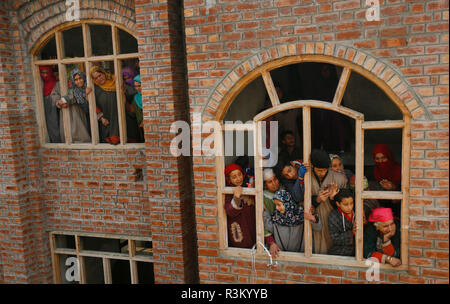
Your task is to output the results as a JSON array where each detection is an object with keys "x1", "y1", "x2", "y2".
[
  {"x1": 56, "y1": 68, "x2": 91, "y2": 143},
  {"x1": 89, "y1": 65, "x2": 120, "y2": 145},
  {"x1": 40, "y1": 65, "x2": 62, "y2": 143}
]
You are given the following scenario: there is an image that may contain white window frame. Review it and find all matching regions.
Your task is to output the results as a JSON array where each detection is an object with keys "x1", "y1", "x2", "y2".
[
  {"x1": 31, "y1": 20, "x2": 143, "y2": 149},
  {"x1": 49, "y1": 231, "x2": 154, "y2": 284},
  {"x1": 215, "y1": 56, "x2": 410, "y2": 270}
]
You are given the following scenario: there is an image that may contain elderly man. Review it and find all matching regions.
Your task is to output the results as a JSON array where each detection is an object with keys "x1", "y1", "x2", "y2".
[
  {"x1": 310, "y1": 149, "x2": 348, "y2": 254},
  {"x1": 262, "y1": 168, "x2": 321, "y2": 258},
  {"x1": 364, "y1": 207, "x2": 402, "y2": 267}
]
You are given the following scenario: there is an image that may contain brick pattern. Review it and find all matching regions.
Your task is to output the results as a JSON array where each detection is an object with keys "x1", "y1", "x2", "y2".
[
  {"x1": 1, "y1": 0, "x2": 448, "y2": 284},
  {"x1": 135, "y1": 0, "x2": 198, "y2": 284},
  {"x1": 0, "y1": 3, "x2": 52, "y2": 283},
  {"x1": 184, "y1": 0, "x2": 449, "y2": 283}
]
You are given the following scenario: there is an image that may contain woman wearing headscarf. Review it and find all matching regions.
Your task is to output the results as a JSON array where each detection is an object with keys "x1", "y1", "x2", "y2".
[
  {"x1": 363, "y1": 207, "x2": 402, "y2": 267},
  {"x1": 122, "y1": 67, "x2": 142, "y2": 143},
  {"x1": 56, "y1": 68, "x2": 91, "y2": 143},
  {"x1": 372, "y1": 144, "x2": 402, "y2": 191},
  {"x1": 40, "y1": 65, "x2": 62, "y2": 143},
  {"x1": 132, "y1": 75, "x2": 145, "y2": 141},
  {"x1": 89, "y1": 65, "x2": 120, "y2": 145},
  {"x1": 371, "y1": 144, "x2": 402, "y2": 219},
  {"x1": 122, "y1": 66, "x2": 138, "y2": 88}
]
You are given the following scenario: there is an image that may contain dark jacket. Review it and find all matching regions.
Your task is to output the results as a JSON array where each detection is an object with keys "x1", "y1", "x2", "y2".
[
  {"x1": 363, "y1": 221, "x2": 401, "y2": 260},
  {"x1": 328, "y1": 209, "x2": 355, "y2": 256}
]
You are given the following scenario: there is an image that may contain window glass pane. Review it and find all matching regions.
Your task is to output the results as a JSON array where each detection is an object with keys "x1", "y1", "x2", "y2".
[
  {"x1": 57, "y1": 254, "x2": 79, "y2": 284},
  {"x1": 111, "y1": 259, "x2": 131, "y2": 284},
  {"x1": 119, "y1": 28, "x2": 138, "y2": 54},
  {"x1": 62, "y1": 26, "x2": 84, "y2": 58},
  {"x1": 343, "y1": 71, "x2": 403, "y2": 121},
  {"x1": 364, "y1": 129, "x2": 402, "y2": 188},
  {"x1": 137, "y1": 262, "x2": 155, "y2": 284},
  {"x1": 39, "y1": 65, "x2": 64, "y2": 143},
  {"x1": 269, "y1": 62, "x2": 342, "y2": 103},
  {"x1": 120, "y1": 59, "x2": 144, "y2": 143},
  {"x1": 135, "y1": 240, "x2": 153, "y2": 257},
  {"x1": 37, "y1": 36, "x2": 57, "y2": 60},
  {"x1": 311, "y1": 108, "x2": 354, "y2": 155},
  {"x1": 80, "y1": 236, "x2": 124, "y2": 252},
  {"x1": 225, "y1": 76, "x2": 265, "y2": 122},
  {"x1": 224, "y1": 130, "x2": 254, "y2": 184},
  {"x1": 89, "y1": 61, "x2": 122, "y2": 145},
  {"x1": 54, "y1": 234, "x2": 76, "y2": 249},
  {"x1": 84, "y1": 257, "x2": 105, "y2": 284},
  {"x1": 90, "y1": 24, "x2": 113, "y2": 56},
  {"x1": 62, "y1": 63, "x2": 92, "y2": 143}
]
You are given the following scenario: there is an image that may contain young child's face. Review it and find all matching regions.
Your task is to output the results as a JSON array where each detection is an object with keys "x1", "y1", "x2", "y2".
[
  {"x1": 281, "y1": 165, "x2": 297, "y2": 180},
  {"x1": 228, "y1": 169, "x2": 243, "y2": 187},
  {"x1": 274, "y1": 199, "x2": 285, "y2": 214},
  {"x1": 264, "y1": 176, "x2": 280, "y2": 193},
  {"x1": 331, "y1": 158, "x2": 343, "y2": 173},
  {"x1": 336, "y1": 197, "x2": 354, "y2": 214}
]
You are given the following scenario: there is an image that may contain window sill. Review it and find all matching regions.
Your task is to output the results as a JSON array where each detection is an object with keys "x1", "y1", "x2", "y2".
[
  {"x1": 41, "y1": 143, "x2": 146, "y2": 150},
  {"x1": 222, "y1": 248, "x2": 408, "y2": 271}
]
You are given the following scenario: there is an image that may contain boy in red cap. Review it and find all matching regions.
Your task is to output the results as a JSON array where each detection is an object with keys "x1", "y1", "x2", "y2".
[
  {"x1": 224, "y1": 164, "x2": 256, "y2": 248},
  {"x1": 363, "y1": 207, "x2": 402, "y2": 267}
]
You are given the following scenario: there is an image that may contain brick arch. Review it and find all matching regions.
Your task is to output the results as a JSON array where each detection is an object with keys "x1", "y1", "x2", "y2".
[
  {"x1": 203, "y1": 42, "x2": 430, "y2": 122},
  {"x1": 17, "y1": 0, "x2": 136, "y2": 53}
]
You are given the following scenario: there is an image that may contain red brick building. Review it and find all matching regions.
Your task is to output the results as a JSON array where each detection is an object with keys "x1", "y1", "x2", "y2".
[{"x1": 0, "y1": 0, "x2": 448, "y2": 284}]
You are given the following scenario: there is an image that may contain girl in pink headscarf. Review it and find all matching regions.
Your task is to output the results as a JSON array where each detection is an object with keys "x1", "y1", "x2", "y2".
[{"x1": 363, "y1": 207, "x2": 402, "y2": 267}]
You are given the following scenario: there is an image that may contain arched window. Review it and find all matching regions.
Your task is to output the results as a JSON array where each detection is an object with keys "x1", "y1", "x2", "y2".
[
  {"x1": 216, "y1": 56, "x2": 410, "y2": 270},
  {"x1": 32, "y1": 21, "x2": 144, "y2": 148}
]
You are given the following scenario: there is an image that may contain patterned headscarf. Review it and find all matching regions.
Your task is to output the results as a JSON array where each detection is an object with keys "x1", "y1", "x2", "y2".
[
  {"x1": 70, "y1": 68, "x2": 87, "y2": 105},
  {"x1": 89, "y1": 65, "x2": 116, "y2": 92},
  {"x1": 272, "y1": 190, "x2": 304, "y2": 227}
]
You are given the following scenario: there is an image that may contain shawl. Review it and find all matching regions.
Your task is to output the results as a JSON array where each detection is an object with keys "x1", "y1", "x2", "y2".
[
  {"x1": 372, "y1": 144, "x2": 402, "y2": 186},
  {"x1": 133, "y1": 75, "x2": 142, "y2": 109},
  {"x1": 39, "y1": 65, "x2": 57, "y2": 97},
  {"x1": 272, "y1": 190, "x2": 304, "y2": 227},
  {"x1": 70, "y1": 68, "x2": 88, "y2": 105},
  {"x1": 89, "y1": 65, "x2": 116, "y2": 92}
]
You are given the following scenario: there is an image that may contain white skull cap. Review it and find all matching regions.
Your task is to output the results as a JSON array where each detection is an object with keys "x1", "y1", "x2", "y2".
[{"x1": 263, "y1": 168, "x2": 275, "y2": 181}]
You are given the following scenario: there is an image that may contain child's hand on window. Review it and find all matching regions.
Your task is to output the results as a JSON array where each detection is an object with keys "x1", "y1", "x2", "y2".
[
  {"x1": 298, "y1": 163, "x2": 307, "y2": 179},
  {"x1": 269, "y1": 242, "x2": 280, "y2": 259},
  {"x1": 233, "y1": 186, "x2": 243, "y2": 199},
  {"x1": 304, "y1": 210, "x2": 317, "y2": 222},
  {"x1": 328, "y1": 183, "x2": 339, "y2": 200}
]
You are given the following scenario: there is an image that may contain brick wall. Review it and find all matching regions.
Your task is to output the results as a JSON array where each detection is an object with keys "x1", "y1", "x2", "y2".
[
  {"x1": 184, "y1": 0, "x2": 449, "y2": 283},
  {"x1": 1, "y1": 0, "x2": 448, "y2": 284},
  {"x1": 135, "y1": 0, "x2": 198, "y2": 283}
]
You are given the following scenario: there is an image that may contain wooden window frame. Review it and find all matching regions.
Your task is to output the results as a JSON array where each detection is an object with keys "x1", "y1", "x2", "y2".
[
  {"x1": 31, "y1": 20, "x2": 144, "y2": 149},
  {"x1": 215, "y1": 56, "x2": 410, "y2": 271},
  {"x1": 49, "y1": 231, "x2": 154, "y2": 284}
]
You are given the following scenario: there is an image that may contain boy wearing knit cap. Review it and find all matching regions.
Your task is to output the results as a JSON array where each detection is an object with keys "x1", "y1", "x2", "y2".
[{"x1": 363, "y1": 207, "x2": 402, "y2": 267}]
